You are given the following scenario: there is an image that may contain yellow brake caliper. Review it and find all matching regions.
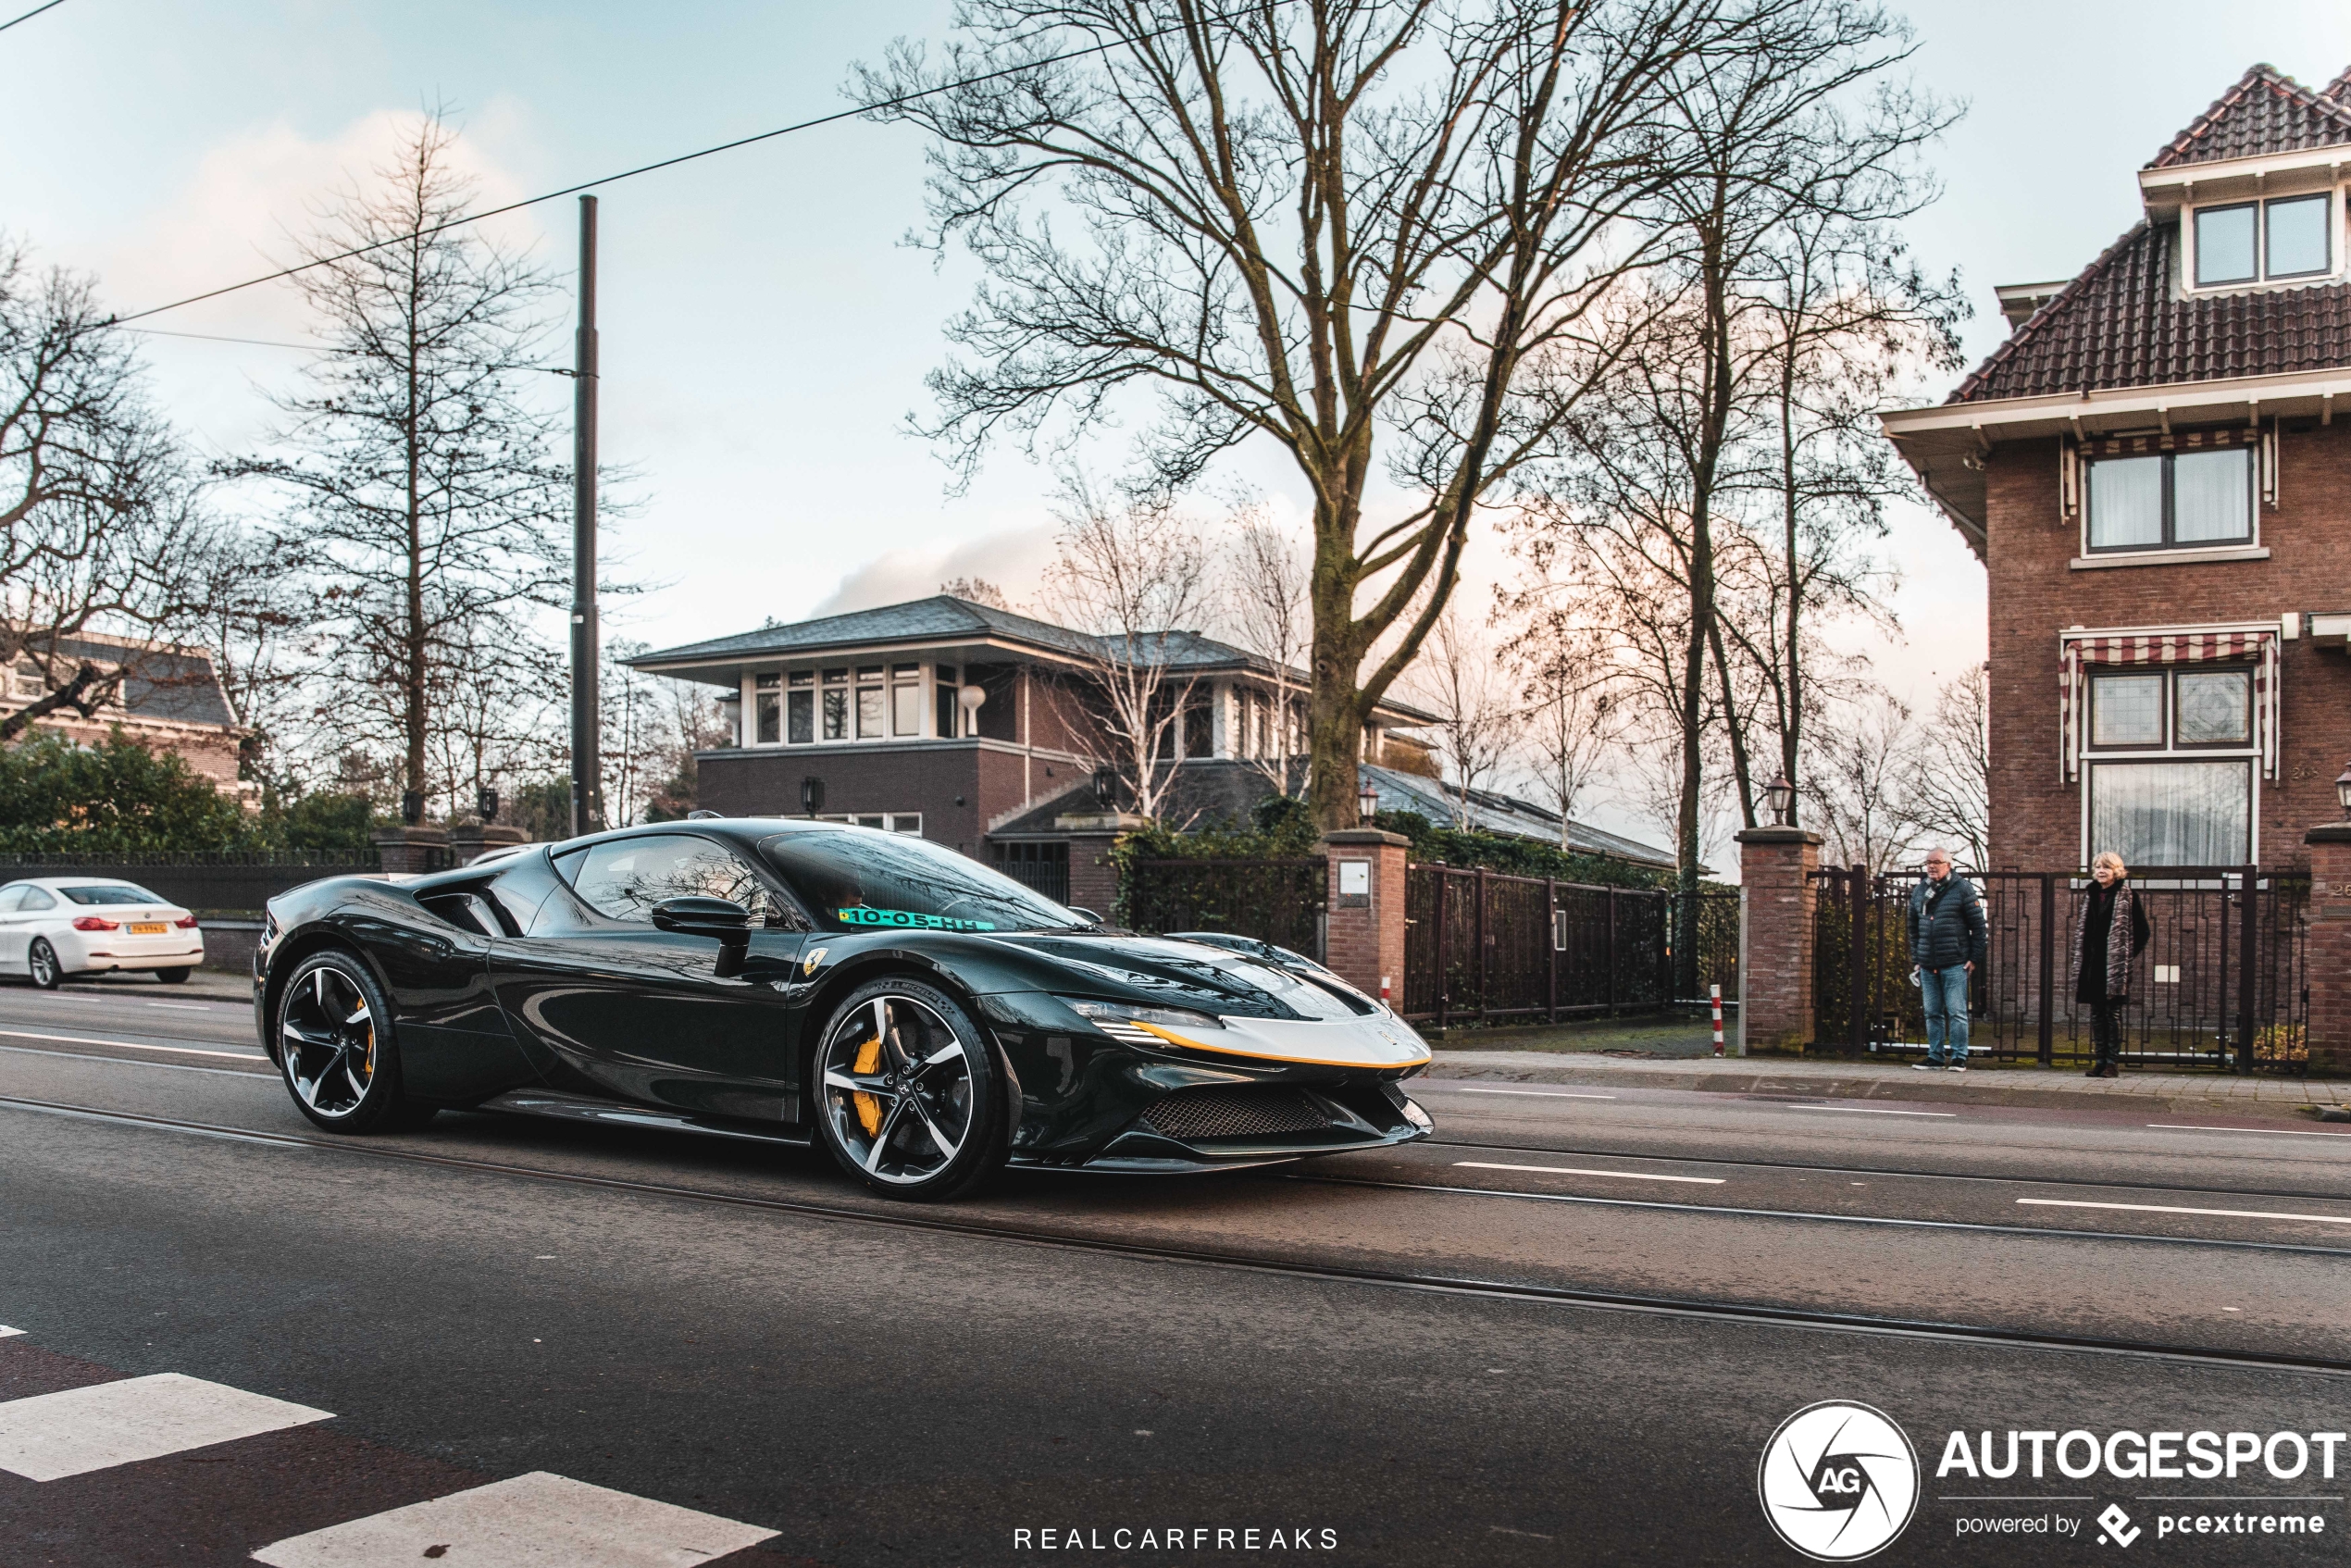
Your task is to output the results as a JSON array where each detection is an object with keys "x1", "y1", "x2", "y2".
[{"x1": 852, "y1": 1034, "x2": 883, "y2": 1136}]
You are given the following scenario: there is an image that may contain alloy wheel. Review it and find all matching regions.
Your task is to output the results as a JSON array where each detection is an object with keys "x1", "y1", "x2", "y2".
[
  {"x1": 819, "y1": 994, "x2": 975, "y2": 1186},
  {"x1": 280, "y1": 964, "x2": 377, "y2": 1118},
  {"x1": 28, "y1": 940, "x2": 58, "y2": 989}
]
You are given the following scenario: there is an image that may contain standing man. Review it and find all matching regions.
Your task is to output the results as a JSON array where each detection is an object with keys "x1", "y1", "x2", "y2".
[{"x1": 1908, "y1": 848, "x2": 1987, "y2": 1072}]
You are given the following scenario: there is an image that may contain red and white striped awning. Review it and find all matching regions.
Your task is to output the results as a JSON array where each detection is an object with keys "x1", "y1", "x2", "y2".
[{"x1": 2059, "y1": 627, "x2": 2278, "y2": 780}]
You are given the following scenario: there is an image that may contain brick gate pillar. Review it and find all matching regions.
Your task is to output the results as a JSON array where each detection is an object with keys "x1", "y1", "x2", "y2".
[
  {"x1": 1320, "y1": 828, "x2": 1411, "y2": 1005},
  {"x1": 2304, "y1": 824, "x2": 2351, "y2": 1073},
  {"x1": 1053, "y1": 810, "x2": 1151, "y2": 922},
  {"x1": 370, "y1": 825, "x2": 450, "y2": 877},
  {"x1": 1734, "y1": 827, "x2": 1822, "y2": 1055},
  {"x1": 448, "y1": 822, "x2": 526, "y2": 866}
]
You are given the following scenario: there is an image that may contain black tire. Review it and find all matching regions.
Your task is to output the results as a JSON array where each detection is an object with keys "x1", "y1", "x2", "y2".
[
  {"x1": 272, "y1": 949, "x2": 429, "y2": 1134},
  {"x1": 813, "y1": 977, "x2": 1010, "y2": 1201},
  {"x1": 155, "y1": 966, "x2": 193, "y2": 985},
  {"x1": 28, "y1": 940, "x2": 63, "y2": 990}
]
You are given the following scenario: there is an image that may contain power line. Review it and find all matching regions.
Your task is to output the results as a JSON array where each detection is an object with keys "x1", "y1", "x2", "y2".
[
  {"x1": 0, "y1": 0, "x2": 69, "y2": 34},
  {"x1": 123, "y1": 326, "x2": 315, "y2": 351},
  {"x1": 112, "y1": 11, "x2": 1242, "y2": 327}
]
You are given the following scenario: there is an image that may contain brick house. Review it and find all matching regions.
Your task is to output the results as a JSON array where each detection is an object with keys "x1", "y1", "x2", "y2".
[
  {"x1": 1, "y1": 631, "x2": 244, "y2": 787},
  {"x1": 1883, "y1": 63, "x2": 2351, "y2": 873}
]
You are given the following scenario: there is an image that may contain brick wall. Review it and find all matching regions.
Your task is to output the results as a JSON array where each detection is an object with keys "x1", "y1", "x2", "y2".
[
  {"x1": 1735, "y1": 828, "x2": 1819, "y2": 1052},
  {"x1": 1321, "y1": 829, "x2": 1408, "y2": 1002},
  {"x1": 1985, "y1": 426, "x2": 2351, "y2": 870}
]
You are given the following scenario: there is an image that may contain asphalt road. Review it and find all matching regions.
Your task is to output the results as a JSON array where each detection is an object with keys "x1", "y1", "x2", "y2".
[{"x1": 2, "y1": 974, "x2": 2347, "y2": 1565}]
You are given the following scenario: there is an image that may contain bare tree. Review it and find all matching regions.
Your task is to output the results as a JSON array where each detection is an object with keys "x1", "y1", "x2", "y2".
[
  {"x1": 229, "y1": 110, "x2": 570, "y2": 818},
  {"x1": 1039, "y1": 476, "x2": 1212, "y2": 819},
  {"x1": 1807, "y1": 686, "x2": 1917, "y2": 876},
  {"x1": 1407, "y1": 606, "x2": 1519, "y2": 828},
  {"x1": 178, "y1": 523, "x2": 308, "y2": 781},
  {"x1": 0, "y1": 240, "x2": 205, "y2": 740},
  {"x1": 1900, "y1": 664, "x2": 1988, "y2": 870},
  {"x1": 1222, "y1": 512, "x2": 1310, "y2": 795},
  {"x1": 939, "y1": 575, "x2": 1013, "y2": 609},
  {"x1": 1511, "y1": 607, "x2": 1628, "y2": 845},
  {"x1": 862, "y1": 0, "x2": 1844, "y2": 830}
]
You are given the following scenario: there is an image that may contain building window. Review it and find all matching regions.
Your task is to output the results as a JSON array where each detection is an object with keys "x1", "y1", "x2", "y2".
[
  {"x1": 891, "y1": 664, "x2": 921, "y2": 737},
  {"x1": 2084, "y1": 662, "x2": 2258, "y2": 866},
  {"x1": 816, "y1": 812, "x2": 924, "y2": 835},
  {"x1": 854, "y1": 666, "x2": 886, "y2": 739},
  {"x1": 9, "y1": 666, "x2": 42, "y2": 700},
  {"x1": 936, "y1": 665, "x2": 960, "y2": 738},
  {"x1": 2085, "y1": 447, "x2": 2251, "y2": 552},
  {"x1": 821, "y1": 668, "x2": 849, "y2": 740},
  {"x1": 2088, "y1": 760, "x2": 2251, "y2": 867},
  {"x1": 787, "y1": 671, "x2": 814, "y2": 744},
  {"x1": 753, "y1": 673, "x2": 781, "y2": 745},
  {"x1": 2194, "y1": 193, "x2": 2332, "y2": 286}
]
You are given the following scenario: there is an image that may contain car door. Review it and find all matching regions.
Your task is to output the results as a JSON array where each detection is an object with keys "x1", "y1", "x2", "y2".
[
  {"x1": 0, "y1": 885, "x2": 28, "y2": 972},
  {"x1": 486, "y1": 833, "x2": 810, "y2": 1122}
]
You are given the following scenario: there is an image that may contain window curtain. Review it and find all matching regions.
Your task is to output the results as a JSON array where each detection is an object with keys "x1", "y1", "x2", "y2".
[{"x1": 2087, "y1": 760, "x2": 2252, "y2": 867}]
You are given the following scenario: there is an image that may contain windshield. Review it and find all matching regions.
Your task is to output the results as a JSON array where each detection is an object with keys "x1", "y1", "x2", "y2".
[
  {"x1": 60, "y1": 884, "x2": 169, "y2": 906},
  {"x1": 762, "y1": 829, "x2": 1084, "y2": 934}
]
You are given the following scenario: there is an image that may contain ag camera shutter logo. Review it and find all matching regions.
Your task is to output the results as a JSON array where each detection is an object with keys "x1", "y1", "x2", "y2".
[{"x1": 1757, "y1": 1401, "x2": 1921, "y2": 1562}]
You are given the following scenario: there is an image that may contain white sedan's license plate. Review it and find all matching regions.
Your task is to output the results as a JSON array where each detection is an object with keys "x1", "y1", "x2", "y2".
[{"x1": 129, "y1": 922, "x2": 168, "y2": 935}]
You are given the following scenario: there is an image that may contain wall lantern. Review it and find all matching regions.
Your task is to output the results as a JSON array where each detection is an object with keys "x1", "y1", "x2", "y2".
[
  {"x1": 1093, "y1": 765, "x2": 1120, "y2": 813},
  {"x1": 801, "y1": 776, "x2": 825, "y2": 815},
  {"x1": 1764, "y1": 774, "x2": 1797, "y2": 827},
  {"x1": 400, "y1": 790, "x2": 424, "y2": 827},
  {"x1": 1358, "y1": 778, "x2": 1380, "y2": 825},
  {"x1": 2336, "y1": 762, "x2": 2351, "y2": 819},
  {"x1": 476, "y1": 785, "x2": 500, "y2": 825}
]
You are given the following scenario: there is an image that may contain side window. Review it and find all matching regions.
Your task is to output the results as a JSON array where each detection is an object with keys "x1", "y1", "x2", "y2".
[
  {"x1": 557, "y1": 835, "x2": 788, "y2": 927},
  {"x1": 19, "y1": 887, "x2": 56, "y2": 912},
  {"x1": 0, "y1": 886, "x2": 25, "y2": 913}
]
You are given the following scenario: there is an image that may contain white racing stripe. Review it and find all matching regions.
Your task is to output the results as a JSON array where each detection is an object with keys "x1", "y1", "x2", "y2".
[
  {"x1": 253, "y1": 1470, "x2": 778, "y2": 1568},
  {"x1": 1443, "y1": 1087, "x2": 1619, "y2": 1101},
  {"x1": 2017, "y1": 1198, "x2": 2351, "y2": 1226},
  {"x1": 1781, "y1": 1105, "x2": 1957, "y2": 1118},
  {"x1": 2148, "y1": 1123, "x2": 2351, "y2": 1139},
  {"x1": 0, "y1": 1373, "x2": 331, "y2": 1481},
  {"x1": 1455, "y1": 1161, "x2": 1724, "y2": 1186},
  {"x1": 0, "y1": 1027, "x2": 263, "y2": 1063}
]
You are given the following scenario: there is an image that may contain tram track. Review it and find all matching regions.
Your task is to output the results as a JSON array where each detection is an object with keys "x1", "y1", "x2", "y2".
[{"x1": 4, "y1": 1089, "x2": 2348, "y2": 1380}]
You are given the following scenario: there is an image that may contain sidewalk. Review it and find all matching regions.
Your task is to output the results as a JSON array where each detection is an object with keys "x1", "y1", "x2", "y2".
[{"x1": 1424, "y1": 1046, "x2": 2351, "y2": 1116}]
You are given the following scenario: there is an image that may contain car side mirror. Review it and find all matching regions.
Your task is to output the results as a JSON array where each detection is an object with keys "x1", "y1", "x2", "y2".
[
  {"x1": 651, "y1": 897, "x2": 753, "y2": 977},
  {"x1": 1067, "y1": 906, "x2": 1102, "y2": 925}
]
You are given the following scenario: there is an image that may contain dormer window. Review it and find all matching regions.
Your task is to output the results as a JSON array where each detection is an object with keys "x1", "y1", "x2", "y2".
[{"x1": 2192, "y1": 192, "x2": 2333, "y2": 287}]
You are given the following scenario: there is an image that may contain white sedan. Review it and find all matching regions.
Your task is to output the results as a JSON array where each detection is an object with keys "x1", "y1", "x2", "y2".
[{"x1": 0, "y1": 877, "x2": 206, "y2": 989}]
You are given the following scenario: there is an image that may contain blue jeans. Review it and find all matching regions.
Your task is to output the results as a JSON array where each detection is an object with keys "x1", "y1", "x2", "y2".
[{"x1": 1920, "y1": 964, "x2": 1971, "y2": 1063}]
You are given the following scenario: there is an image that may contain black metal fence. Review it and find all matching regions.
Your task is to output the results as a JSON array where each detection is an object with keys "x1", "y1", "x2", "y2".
[
  {"x1": 0, "y1": 851, "x2": 381, "y2": 915},
  {"x1": 989, "y1": 841, "x2": 1069, "y2": 905},
  {"x1": 1122, "y1": 856, "x2": 1327, "y2": 958},
  {"x1": 1811, "y1": 865, "x2": 2309, "y2": 1072},
  {"x1": 1398, "y1": 865, "x2": 1729, "y2": 1027}
]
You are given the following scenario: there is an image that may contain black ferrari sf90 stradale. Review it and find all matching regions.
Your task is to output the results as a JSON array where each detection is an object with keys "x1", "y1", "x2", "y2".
[{"x1": 255, "y1": 819, "x2": 1434, "y2": 1199}]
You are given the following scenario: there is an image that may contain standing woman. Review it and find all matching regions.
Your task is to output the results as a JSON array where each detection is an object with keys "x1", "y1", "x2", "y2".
[{"x1": 2072, "y1": 851, "x2": 2151, "y2": 1078}]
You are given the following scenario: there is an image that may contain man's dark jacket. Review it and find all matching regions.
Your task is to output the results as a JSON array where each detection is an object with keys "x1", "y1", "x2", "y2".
[{"x1": 1907, "y1": 874, "x2": 1988, "y2": 971}]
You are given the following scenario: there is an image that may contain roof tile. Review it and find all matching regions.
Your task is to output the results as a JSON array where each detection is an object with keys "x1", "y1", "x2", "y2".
[{"x1": 2147, "y1": 64, "x2": 2351, "y2": 168}]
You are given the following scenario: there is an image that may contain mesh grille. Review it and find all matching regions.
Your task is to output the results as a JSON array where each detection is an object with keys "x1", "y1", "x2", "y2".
[{"x1": 1140, "y1": 1085, "x2": 1333, "y2": 1140}]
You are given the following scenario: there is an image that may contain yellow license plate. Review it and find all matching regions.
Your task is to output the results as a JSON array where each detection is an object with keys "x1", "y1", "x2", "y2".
[{"x1": 129, "y1": 923, "x2": 168, "y2": 935}]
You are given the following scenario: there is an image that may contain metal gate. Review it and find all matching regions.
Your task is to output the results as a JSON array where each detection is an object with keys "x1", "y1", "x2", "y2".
[{"x1": 1810, "y1": 866, "x2": 2309, "y2": 1071}]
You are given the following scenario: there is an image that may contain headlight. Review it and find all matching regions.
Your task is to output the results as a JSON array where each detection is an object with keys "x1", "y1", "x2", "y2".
[{"x1": 1061, "y1": 997, "x2": 1226, "y2": 1043}]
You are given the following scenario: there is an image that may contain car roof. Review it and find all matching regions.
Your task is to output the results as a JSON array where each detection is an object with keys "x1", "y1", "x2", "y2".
[{"x1": 7, "y1": 877, "x2": 169, "y2": 890}]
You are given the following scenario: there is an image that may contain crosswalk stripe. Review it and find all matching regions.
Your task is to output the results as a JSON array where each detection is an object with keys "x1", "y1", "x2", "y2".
[
  {"x1": 0, "y1": 1372, "x2": 332, "y2": 1481},
  {"x1": 252, "y1": 1469, "x2": 779, "y2": 1567}
]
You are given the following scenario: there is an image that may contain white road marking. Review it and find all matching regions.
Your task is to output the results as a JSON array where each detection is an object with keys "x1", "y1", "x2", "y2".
[
  {"x1": 2148, "y1": 1123, "x2": 2351, "y2": 1139},
  {"x1": 0, "y1": 1373, "x2": 330, "y2": 1481},
  {"x1": 252, "y1": 1470, "x2": 777, "y2": 1568},
  {"x1": 143, "y1": 1002, "x2": 217, "y2": 1012},
  {"x1": 2018, "y1": 1199, "x2": 2351, "y2": 1227},
  {"x1": 0, "y1": 1027, "x2": 263, "y2": 1062},
  {"x1": 0, "y1": 1325, "x2": 21, "y2": 1338},
  {"x1": 1443, "y1": 1087, "x2": 1619, "y2": 1101},
  {"x1": 0, "y1": 1043, "x2": 267, "y2": 1077},
  {"x1": 1781, "y1": 1105, "x2": 1958, "y2": 1118},
  {"x1": 1455, "y1": 1161, "x2": 1724, "y2": 1186}
]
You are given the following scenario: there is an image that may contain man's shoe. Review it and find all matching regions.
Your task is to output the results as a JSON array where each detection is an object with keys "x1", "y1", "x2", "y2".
[
  {"x1": 1947, "y1": 1064, "x2": 1967, "y2": 1073},
  {"x1": 2084, "y1": 1064, "x2": 2105, "y2": 1076},
  {"x1": 1913, "y1": 1061, "x2": 1942, "y2": 1071},
  {"x1": 2098, "y1": 1064, "x2": 2121, "y2": 1079}
]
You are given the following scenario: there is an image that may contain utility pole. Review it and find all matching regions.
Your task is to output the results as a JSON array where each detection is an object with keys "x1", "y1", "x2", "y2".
[{"x1": 569, "y1": 193, "x2": 603, "y2": 837}]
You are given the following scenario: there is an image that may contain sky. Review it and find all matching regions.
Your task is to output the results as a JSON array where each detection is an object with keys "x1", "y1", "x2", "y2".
[{"x1": 6, "y1": 0, "x2": 2351, "y2": 848}]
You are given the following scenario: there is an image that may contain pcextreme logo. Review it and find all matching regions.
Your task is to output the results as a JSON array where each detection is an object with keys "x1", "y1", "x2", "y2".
[{"x1": 1758, "y1": 1401, "x2": 1922, "y2": 1562}]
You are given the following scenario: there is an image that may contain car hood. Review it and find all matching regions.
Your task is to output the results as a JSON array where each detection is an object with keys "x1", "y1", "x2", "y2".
[{"x1": 981, "y1": 930, "x2": 1375, "y2": 1022}]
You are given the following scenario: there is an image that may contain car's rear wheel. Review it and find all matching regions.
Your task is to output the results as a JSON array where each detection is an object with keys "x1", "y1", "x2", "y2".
[
  {"x1": 28, "y1": 940, "x2": 63, "y2": 990},
  {"x1": 275, "y1": 951, "x2": 433, "y2": 1133},
  {"x1": 155, "y1": 967, "x2": 192, "y2": 985},
  {"x1": 814, "y1": 978, "x2": 1008, "y2": 1201}
]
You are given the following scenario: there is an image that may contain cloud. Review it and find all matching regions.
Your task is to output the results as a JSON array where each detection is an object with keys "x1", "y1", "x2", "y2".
[{"x1": 807, "y1": 521, "x2": 1060, "y2": 617}]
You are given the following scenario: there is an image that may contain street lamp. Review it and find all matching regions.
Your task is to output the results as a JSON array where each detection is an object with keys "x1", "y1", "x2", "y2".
[
  {"x1": 476, "y1": 785, "x2": 500, "y2": 825},
  {"x1": 1764, "y1": 774, "x2": 1797, "y2": 826},
  {"x1": 1093, "y1": 765, "x2": 1120, "y2": 813},
  {"x1": 2336, "y1": 762, "x2": 2351, "y2": 818},
  {"x1": 1358, "y1": 778, "x2": 1381, "y2": 825}
]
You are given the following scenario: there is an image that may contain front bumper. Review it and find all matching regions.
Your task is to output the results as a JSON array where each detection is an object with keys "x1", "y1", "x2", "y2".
[{"x1": 1060, "y1": 1080, "x2": 1434, "y2": 1173}]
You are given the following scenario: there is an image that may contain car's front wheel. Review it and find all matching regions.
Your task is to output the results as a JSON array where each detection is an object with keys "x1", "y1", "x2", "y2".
[
  {"x1": 814, "y1": 978, "x2": 1008, "y2": 1201},
  {"x1": 28, "y1": 940, "x2": 63, "y2": 990},
  {"x1": 275, "y1": 951, "x2": 434, "y2": 1133}
]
